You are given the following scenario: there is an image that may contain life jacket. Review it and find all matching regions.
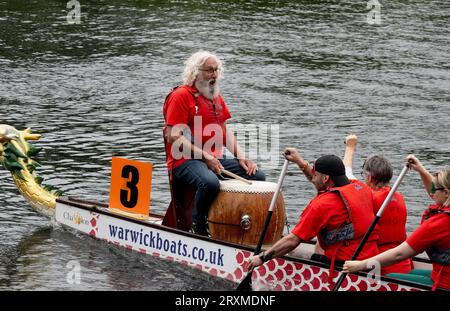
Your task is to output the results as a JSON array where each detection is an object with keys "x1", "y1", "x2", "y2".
[
  {"x1": 421, "y1": 204, "x2": 450, "y2": 223},
  {"x1": 428, "y1": 247, "x2": 450, "y2": 265},
  {"x1": 371, "y1": 188, "x2": 412, "y2": 275},
  {"x1": 421, "y1": 205, "x2": 450, "y2": 291},
  {"x1": 319, "y1": 181, "x2": 378, "y2": 283},
  {"x1": 372, "y1": 188, "x2": 407, "y2": 246}
]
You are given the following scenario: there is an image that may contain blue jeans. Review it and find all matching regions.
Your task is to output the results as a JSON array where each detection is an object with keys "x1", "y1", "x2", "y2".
[{"x1": 172, "y1": 158, "x2": 266, "y2": 225}]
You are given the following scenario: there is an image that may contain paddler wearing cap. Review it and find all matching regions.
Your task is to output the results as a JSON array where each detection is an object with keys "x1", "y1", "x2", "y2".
[{"x1": 247, "y1": 148, "x2": 379, "y2": 283}]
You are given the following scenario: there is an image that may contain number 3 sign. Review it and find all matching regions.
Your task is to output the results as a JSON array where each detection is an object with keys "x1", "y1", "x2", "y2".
[{"x1": 109, "y1": 157, "x2": 153, "y2": 216}]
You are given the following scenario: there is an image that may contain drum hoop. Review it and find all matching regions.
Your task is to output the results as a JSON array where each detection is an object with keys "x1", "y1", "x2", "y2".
[{"x1": 218, "y1": 180, "x2": 278, "y2": 194}]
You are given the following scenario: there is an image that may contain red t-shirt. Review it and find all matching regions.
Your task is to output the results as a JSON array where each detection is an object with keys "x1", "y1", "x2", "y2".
[
  {"x1": 406, "y1": 206, "x2": 450, "y2": 290},
  {"x1": 163, "y1": 85, "x2": 232, "y2": 169},
  {"x1": 292, "y1": 180, "x2": 378, "y2": 261},
  {"x1": 372, "y1": 188, "x2": 412, "y2": 274}
]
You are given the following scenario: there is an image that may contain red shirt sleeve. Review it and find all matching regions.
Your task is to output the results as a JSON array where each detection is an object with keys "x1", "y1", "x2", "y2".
[
  {"x1": 406, "y1": 218, "x2": 439, "y2": 253},
  {"x1": 292, "y1": 199, "x2": 331, "y2": 241},
  {"x1": 165, "y1": 89, "x2": 195, "y2": 126},
  {"x1": 217, "y1": 96, "x2": 232, "y2": 123}
]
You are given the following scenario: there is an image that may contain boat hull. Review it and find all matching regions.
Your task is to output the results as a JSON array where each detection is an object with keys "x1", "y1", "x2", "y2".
[{"x1": 55, "y1": 197, "x2": 432, "y2": 291}]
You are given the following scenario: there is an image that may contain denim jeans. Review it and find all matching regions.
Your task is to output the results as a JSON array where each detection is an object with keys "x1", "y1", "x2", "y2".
[{"x1": 172, "y1": 158, "x2": 266, "y2": 225}]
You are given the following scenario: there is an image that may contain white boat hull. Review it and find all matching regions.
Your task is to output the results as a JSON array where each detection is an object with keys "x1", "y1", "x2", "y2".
[{"x1": 55, "y1": 197, "x2": 433, "y2": 291}]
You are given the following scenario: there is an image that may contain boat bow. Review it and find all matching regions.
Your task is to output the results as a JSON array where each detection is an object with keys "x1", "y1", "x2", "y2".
[{"x1": 0, "y1": 124, "x2": 62, "y2": 217}]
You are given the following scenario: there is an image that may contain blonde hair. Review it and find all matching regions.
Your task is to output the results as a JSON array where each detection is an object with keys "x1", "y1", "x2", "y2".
[
  {"x1": 182, "y1": 51, "x2": 223, "y2": 86},
  {"x1": 434, "y1": 168, "x2": 450, "y2": 206}
]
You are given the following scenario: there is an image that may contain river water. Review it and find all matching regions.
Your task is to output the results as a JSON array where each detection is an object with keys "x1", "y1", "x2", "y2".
[{"x1": 0, "y1": 0, "x2": 449, "y2": 290}]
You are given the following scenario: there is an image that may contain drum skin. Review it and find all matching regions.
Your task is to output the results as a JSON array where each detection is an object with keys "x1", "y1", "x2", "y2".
[{"x1": 207, "y1": 180, "x2": 286, "y2": 246}]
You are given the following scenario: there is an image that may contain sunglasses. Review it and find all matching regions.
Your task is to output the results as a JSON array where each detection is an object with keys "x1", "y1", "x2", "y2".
[{"x1": 431, "y1": 182, "x2": 445, "y2": 194}]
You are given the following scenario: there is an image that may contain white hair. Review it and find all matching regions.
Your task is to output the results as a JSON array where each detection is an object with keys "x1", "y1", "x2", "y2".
[{"x1": 182, "y1": 50, "x2": 223, "y2": 86}]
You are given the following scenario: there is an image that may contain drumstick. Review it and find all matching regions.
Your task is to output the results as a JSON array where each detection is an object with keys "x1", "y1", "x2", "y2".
[{"x1": 221, "y1": 169, "x2": 252, "y2": 185}]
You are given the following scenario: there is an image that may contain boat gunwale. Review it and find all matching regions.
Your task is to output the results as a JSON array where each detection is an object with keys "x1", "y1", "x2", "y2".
[{"x1": 56, "y1": 196, "x2": 436, "y2": 291}]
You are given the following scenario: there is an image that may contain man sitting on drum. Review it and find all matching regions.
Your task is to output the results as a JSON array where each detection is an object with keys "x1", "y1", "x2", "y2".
[
  {"x1": 163, "y1": 51, "x2": 265, "y2": 236},
  {"x1": 247, "y1": 149, "x2": 379, "y2": 283}
]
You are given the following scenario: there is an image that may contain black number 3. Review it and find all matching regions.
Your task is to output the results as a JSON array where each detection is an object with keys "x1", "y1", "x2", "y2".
[{"x1": 120, "y1": 165, "x2": 139, "y2": 208}]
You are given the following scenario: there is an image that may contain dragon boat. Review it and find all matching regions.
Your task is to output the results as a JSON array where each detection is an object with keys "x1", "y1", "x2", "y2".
[{"x1": 0, "y1": 124, "x2": 435, "y2": 291}]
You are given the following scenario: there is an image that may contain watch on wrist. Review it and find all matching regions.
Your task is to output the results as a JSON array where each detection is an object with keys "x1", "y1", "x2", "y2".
[{"x1": 258, "y1": 251, "x2": 274, "y2": 263}]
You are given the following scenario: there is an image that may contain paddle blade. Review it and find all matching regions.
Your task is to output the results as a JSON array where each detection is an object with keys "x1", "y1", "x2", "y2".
[
  {"x1": 236, "y1": 272, "x2": 253, "y2": 291},
  {"x1": 333, "y1": 273, "x2": 346, "y2": 291}
]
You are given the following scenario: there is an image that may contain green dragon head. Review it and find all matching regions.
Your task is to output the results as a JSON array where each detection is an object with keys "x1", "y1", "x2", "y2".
[{"x1": 0, "y1": 124, "x2": 63, "y2": 217}]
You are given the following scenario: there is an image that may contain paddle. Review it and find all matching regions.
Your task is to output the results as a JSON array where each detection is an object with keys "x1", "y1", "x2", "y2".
[
  {"x1": 332, "y1": 163, "x2": 410, "y2": 291},
  {"x1": 236, "y1": 156, "x2": 290, "y2": 291}
]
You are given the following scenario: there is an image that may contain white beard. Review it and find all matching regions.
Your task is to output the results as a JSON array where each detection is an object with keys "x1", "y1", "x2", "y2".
[{"x1": 195, "y1": 79, "x2": 220, "y2": 100}]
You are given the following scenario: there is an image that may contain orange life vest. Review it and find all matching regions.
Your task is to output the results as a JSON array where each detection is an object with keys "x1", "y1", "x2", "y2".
[{"x1": 319, "y1": 181, "x2": 379, "y2": 283}]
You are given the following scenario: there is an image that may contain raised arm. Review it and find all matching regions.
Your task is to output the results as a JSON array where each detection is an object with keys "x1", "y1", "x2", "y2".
[
  {"x1": 284, "y1": 147, "x2": 313, "y2": 181},
  {"x1": 343, "y1": 134, "x2": 358, "y2": 169},
  {"x1": 406, "y1": 155, "x2": 434, "y2": 197}
]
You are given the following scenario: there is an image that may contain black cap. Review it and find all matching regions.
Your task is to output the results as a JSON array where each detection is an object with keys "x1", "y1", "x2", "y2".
[{"x1": 314, "y1": 155, "x2": 350, "y2": 187}]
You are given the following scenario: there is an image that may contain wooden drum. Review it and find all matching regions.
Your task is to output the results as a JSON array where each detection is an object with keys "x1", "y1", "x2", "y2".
[{"x1": 207, "y1": 180, "x2": 286, "y2": 246}]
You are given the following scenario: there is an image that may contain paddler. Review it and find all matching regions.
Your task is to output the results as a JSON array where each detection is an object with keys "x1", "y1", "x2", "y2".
[
  {"x1": 344, "y1": 156, "x2": 450, "y2": 291},
  {"x1": 247, "y1": 150, "x2": 379, "y2": 283},
  {"x1": 343, "y1": 134, "x2": 412, "y2": 275}
]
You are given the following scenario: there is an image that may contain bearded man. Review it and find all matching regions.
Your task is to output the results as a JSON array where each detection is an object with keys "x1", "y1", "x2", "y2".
[{"x1": 163, "y1": 51, "x2": 265, "y2": 236}]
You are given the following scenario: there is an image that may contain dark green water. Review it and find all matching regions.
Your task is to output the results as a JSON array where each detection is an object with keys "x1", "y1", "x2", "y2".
[{"x1": 0, "y1": 0, "x2": 449, "y2": 290}]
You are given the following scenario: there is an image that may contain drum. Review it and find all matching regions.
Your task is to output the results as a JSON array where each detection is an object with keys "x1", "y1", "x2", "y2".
[{"x1": 207, "y1": 180, "x2": 286, "y2": 246}]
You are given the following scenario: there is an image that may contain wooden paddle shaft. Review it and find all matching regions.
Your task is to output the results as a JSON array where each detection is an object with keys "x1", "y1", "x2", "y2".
[{"x1": 221, "y1": 169, "x2": 252, "y2": 185}]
